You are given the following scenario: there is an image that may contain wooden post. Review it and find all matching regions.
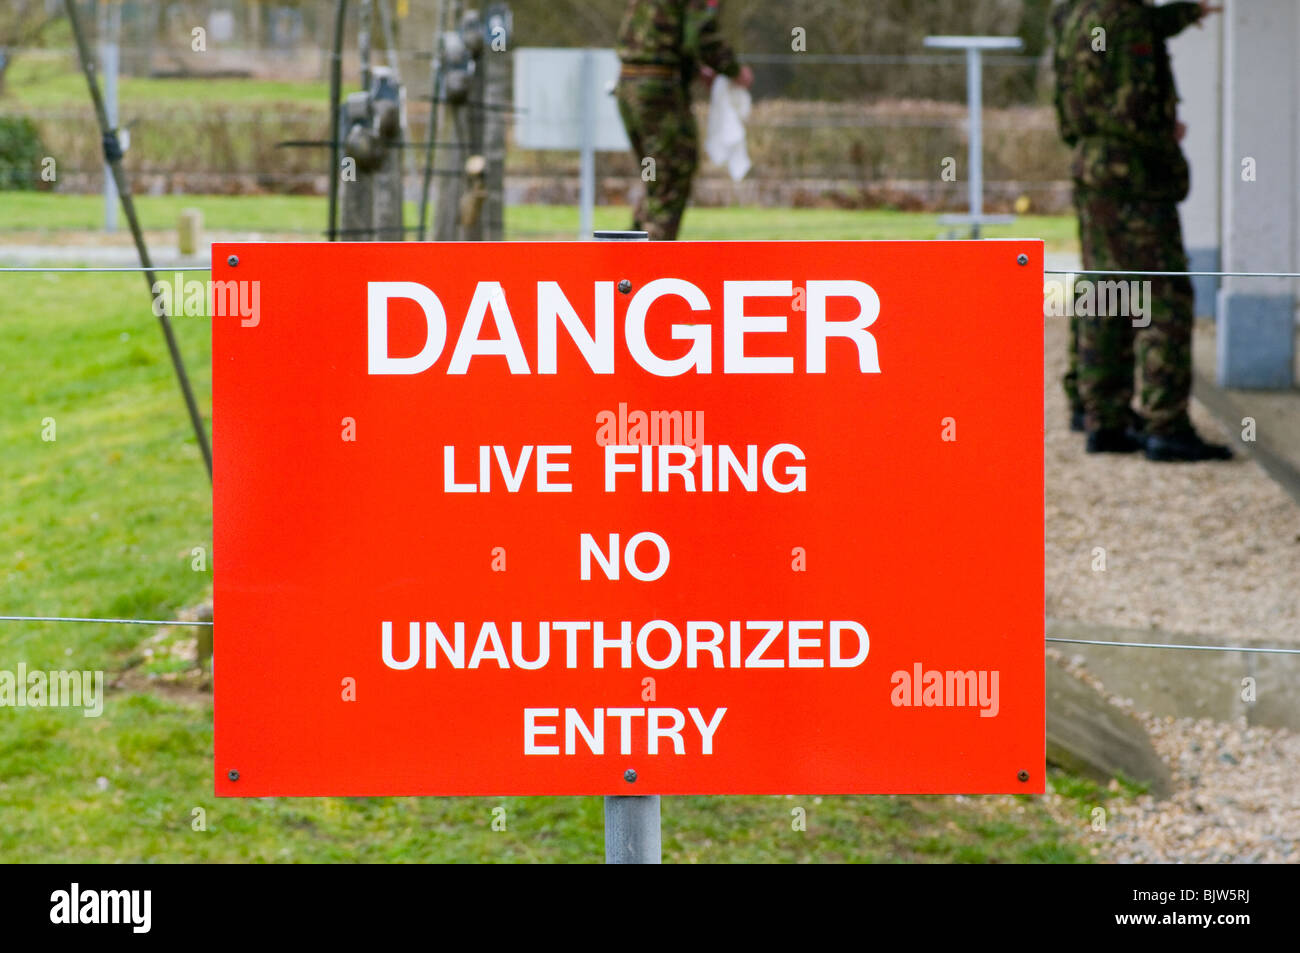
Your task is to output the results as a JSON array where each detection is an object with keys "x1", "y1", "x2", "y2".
[{"x1": 178, "y1": 208, "x2": 203, "y2": 257}]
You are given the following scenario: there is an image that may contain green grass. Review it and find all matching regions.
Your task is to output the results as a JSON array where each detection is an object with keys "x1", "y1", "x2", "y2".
[
  {"x1": 0, "y1": 269, "x2": 211, "y2": 671},
  {"x1": 2, "y1": 54, "x2": 328, "y2": 111},
  {"x1": 0, "y1": 193, "x2": 333, "y2": 233},
  {"x1": 0, "y1": 192, "x2": 1079, "y2": 251},
  {"x1": 0, "y1": 197, "x2": 1093, "y2": 862}
]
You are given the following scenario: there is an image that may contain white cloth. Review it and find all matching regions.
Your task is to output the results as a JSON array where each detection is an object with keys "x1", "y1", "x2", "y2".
[{"x1": 704, "y1": 75, "x2": 752, "y2": 182}]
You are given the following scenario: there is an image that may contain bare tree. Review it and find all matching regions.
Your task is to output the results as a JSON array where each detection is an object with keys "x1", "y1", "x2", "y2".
[{"x1": 0, "y1": 0, "x2": 60, "y2": 97}]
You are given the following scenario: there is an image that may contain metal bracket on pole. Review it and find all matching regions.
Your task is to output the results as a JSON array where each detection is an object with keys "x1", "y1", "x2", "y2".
[
  {"x1": 923, "y1": 36, "x2": 1023, "y2": 239},
  {"x1": 594, "y1": 228, "x2": 659, "y2": 864}
]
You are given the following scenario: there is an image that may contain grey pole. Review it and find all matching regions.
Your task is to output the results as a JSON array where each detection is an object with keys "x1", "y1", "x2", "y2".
[
  {"x1": 100, "y1": 1, "x2": 120, "y2": 233},
  {"x1": 923, "y1": 36, "x2": 1022, "y2": 239},
  {"x1": 359, "y1": 0, "x2": 374, "y2": 93},
  {"x1": 594, "y1": 228, "x2": 659, "y2": 864},
  {"x1": 966, "y1": 47, "x2": 981, "y2": 240},
  {"x1": 578, "y1": 50, "x2": 597, "y2": 240},
  {"x1": 604, "y1": 795, "x2": 661, "y2": 864},
  {"x1": 417, "y1": 0, "x2": 447, "y2": 241},
  {"x1": 327, "y1": 0, "x2": 349, "y2": 241}
]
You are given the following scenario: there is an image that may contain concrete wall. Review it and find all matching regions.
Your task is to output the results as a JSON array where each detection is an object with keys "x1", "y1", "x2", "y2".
[
  {"x1": 1215, "y1": 0, "x2": 1297, "y2": 388},
  {"x1": 1166, "y1": 2, "x2": 1222, "y2": 319},
  {"x1": 1167, "y1": 0, "x2": 1297, "y2": 389}
]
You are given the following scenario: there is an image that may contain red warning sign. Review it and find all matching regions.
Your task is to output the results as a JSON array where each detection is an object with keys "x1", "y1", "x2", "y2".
[{"x1": 212, "y1": 240, "x2": 1045, "y2": 796}]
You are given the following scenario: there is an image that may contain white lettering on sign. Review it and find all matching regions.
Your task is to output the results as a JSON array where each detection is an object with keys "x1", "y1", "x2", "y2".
[
  {"x1": 367, "y1": 281, "x2": 447, "y2": 374},
  {"x1": 365, "y1": 280, "x2": 882, "y2": 376},
  {"x1": 523, "y1": 706, "x2": 728, "y2": 755},
  {"x1": 381, "y1": 619, "x2": 869, "y2": 670},
  {"x1": 602, "y1": 444, "x2": 806, "y2": 493},
  {"x1": 443, "y1": 445, "x2": 572, "y2": 493}
]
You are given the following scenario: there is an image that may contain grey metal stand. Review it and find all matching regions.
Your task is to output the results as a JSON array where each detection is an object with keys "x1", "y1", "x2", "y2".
[
  {"x1": 604, "y1": 795, "x2": 661, "y2": 864},
  {"x1": 924, "y1": 35, "x2": 1023, "y2": 238},
  {"x1": 593, "y1": 229, "x2": 660, "y2": 864}
]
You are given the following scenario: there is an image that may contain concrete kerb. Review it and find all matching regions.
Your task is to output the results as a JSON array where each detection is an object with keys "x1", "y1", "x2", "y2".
[{"x1": 1047, "y1": 617, "x2": 1300, "y2": 734}]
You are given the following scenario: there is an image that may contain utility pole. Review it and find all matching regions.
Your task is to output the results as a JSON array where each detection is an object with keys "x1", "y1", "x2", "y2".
[{"x1": 339, "y1": 2, "x2": 406, "y2": 241}]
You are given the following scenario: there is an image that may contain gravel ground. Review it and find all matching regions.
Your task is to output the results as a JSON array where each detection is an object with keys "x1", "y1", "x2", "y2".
[
  {"x1": 1043, "y1": 314, "x2": 1300, "y2": 646},
  {"x1": 1042, "y1": 315, "x2": 1300, "y2": 862},
  {"x1": 1045, "y1": 651, "x2": 1299, "y2": 863}
]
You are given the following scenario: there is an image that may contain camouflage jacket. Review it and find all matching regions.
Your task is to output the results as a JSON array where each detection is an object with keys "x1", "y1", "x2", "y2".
[
  {"x1": 616, "y1": 0, "x2": 741, "y2": 82},
  {"x1": 1053, "y1": 0, "x2": 1202, "y2": 201}
]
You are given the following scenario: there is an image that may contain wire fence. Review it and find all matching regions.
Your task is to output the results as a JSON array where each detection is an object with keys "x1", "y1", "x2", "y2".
[
  {"x1": 0, "y1": 46, "x2": 1069, "y2": 212},
  {"x1": 1, "y1": 261, "x2": 1296, "y2": 657},
  {"x1": 0, "y1": 616, "x2": 1297, "y2": 657},
  {"x1": 1, "y1": 33, "x2": 1294, "y2": 666}
]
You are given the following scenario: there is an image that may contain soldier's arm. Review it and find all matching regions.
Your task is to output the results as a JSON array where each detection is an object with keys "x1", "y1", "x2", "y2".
[
  {"x1": 683, "y1": 0, "x2": 741, "y2": 78},
  {"x1": 1091, "y1": 8, "x2": 1174, "y2": 149},
  {"x1": 1149, "y1": 1, "x2": 1203, "y2": 39}
]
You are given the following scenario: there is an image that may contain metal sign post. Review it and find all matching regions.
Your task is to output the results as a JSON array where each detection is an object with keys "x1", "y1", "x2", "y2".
[
  {"x1": 578, "y1": 51, "x2": 597, "y2": 240},
  {"x1": 513, "y1": 48, "x2": 629, "y2": 240},
  {"x1": 923, "y1": 36, "x2": 1022, "y2": 238},
  {"x1": 594, "y1": 228, "x2": 661, "y2": 864},
  {"x1": 605, "y1": 792, "x2": 661, "y2": 864}
]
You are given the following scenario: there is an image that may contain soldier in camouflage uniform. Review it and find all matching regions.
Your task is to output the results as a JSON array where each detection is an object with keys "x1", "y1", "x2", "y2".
[
  {"x1": 615, "y1": 0, "x2": 753, "y2": 241},
  {"x1": 1053, "y1": 0, "x2": 1230, "y2": 461}
]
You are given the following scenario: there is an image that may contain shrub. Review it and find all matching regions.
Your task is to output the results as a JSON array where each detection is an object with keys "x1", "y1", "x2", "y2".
[{"x1": 0, "y1": 115, "x2": 47, "y2": 190}]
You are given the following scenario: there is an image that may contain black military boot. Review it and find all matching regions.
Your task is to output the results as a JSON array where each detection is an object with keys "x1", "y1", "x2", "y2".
[
  {"x1": 1144, "y1": 427, "x2": 1234, "y2": 463},
  {"x1": 1085, "y1": 427, "x2": 1144, "y2": 454},
  {"x1": 1124, "y1": 408, "x2": 1148, "y2": 445}
]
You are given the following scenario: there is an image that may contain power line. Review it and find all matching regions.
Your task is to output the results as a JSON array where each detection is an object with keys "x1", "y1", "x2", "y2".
[
  {"x1": 0, "y1": 617, "x2": 1294, "y2": 654},
  {"x1": 1047, "y1": 269, "x2": 1300, "y2": 279},
  {"x1": 0, "y1": 615, "x2": 211, "y2": 627},
  {"x1": 0, "y1": 266, "x2": 211, "y2": 273},
  {"x1": 1047, "y1": 637, "x2": 1300, "y2": 656}
]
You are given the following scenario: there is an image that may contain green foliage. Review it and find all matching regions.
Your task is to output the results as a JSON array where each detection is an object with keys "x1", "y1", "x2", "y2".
[{"x1": 0, "y1": 115, "x2": 45, "y2": 190}]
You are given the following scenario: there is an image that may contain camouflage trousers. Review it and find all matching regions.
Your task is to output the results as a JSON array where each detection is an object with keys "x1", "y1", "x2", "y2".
[
  {"x1": 616, "y1": 76, "x2": 697, "y2": 241},
  {"x1": 1065, "y1": 188, "x2": 1195, "y2": 436}
]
